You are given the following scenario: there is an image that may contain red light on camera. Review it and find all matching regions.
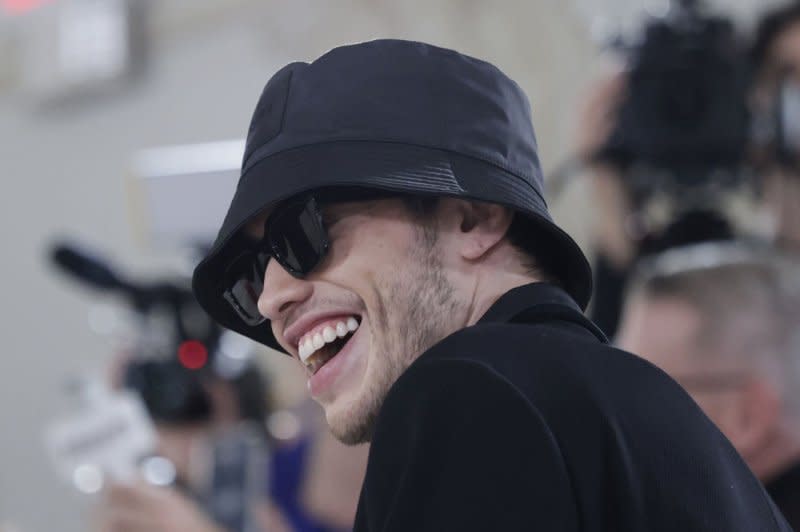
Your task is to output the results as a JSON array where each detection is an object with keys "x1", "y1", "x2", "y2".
[{"x1": 178, "y1": 340, "x2": 208, "y2": 370}]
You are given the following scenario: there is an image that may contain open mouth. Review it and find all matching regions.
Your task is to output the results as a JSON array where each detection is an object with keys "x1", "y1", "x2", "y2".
[{"x1": 297, "y1": 316, "x2": 361, "y2": 375}]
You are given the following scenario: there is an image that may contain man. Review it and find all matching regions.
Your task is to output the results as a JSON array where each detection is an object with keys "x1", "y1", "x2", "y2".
[
  {"x1": 193, "y1": 39, "x2": 791, "y2": 530},
  {"x1": 617, "y1": 242, "x2": 800, "y2": 528},
  {"x1": 751, "y1": 1, "x2": 800, "y2": 251}
]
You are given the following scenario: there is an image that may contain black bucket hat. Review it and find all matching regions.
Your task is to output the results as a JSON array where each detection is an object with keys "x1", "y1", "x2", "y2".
[{"x1": 192, "y1": 39, "x2": 593, "y2": 352}]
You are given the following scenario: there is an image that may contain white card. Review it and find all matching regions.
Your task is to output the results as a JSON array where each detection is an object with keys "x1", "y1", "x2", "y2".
[{"x1": 45, "y1": 388, "x2": 157, "y2": 488}]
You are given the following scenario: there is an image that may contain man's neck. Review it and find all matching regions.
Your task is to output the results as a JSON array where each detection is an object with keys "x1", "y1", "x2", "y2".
[{"x1": 464, "y1": 272, "x2": 541, "y2": 327}]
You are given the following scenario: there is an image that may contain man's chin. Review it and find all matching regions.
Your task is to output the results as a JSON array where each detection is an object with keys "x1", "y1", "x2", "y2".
[{"x1": 324, "y1": 399, "x2": 378, "y2": 446}]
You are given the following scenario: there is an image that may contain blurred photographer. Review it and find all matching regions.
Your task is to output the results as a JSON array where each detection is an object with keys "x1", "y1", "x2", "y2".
[
  {"x1": 96, "y1": 354, "x2": 270, "y2": 532},
  {"x1": 617, "y1": 243, "x2": 800, "y2": 528},
  {"x1": 751, "y1": 1, "x2": 800, "y2": 251},
  {"x1": 49, "y1": 243, "x2": 271, "y2": 532},
  {"x1": 571, "y1": 0, "x2": 751, "y2": 335}
]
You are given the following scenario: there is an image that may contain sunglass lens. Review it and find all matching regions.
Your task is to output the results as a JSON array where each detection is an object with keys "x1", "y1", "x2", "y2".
[
  {"x1": 223, "y1": 251, "x2": 267, "y2": 325},
  {"x1": 268, "y1": 198, "x2": 329, "y2": 276},
  {"x1": 223, "y1": 196, "x2": 329, "y2": 326}
]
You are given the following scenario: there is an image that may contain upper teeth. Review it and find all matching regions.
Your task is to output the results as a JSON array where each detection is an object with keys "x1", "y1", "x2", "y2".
[{"x1": 298, "y1": 317, "x2": 359, "y2": 363}]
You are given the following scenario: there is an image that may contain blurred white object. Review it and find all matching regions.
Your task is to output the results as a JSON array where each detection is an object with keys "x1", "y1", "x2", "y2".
[
  {"x1": 141, "y1": 455, "x2": 177, "y2": 486},
  {"x1": 72, "y1": 463, "x2": 104, "y2": 494},
  {"x1": 267, "y1": 410, "x2": 301, "y2": 441},
  {"x1": 44, "y1": 379, "x2": 157, "y2": 489},
  {"x1": 130, "y1": 140, "x2": 244, "y2": 250},
  {"x1": 213, "y1": 330, "x2": 254, "y2": 379},
  {"x1": 568, "y1": 0, "x2": 791, "y2": 44},
  {"x1": 570, "y1": 0, "x2": 670, "y2": 44},
  {"x1": 16, "y1": 0, "x2": 145, "y2": 102}
]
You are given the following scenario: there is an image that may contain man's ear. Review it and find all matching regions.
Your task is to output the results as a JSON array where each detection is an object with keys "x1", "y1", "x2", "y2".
[{"x1": 438, "y1": 199, "x2": 514, "y2": 260}]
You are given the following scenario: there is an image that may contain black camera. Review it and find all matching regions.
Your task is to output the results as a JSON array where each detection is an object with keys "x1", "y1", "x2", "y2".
[
  {"x1": 601, "y1": 0, "x2": 749, "y2": 188},
  {"x1": 49, "y1": 242, "x2": 266, "y2": 426},
  {"x1": 583, "y1": 0, "x2": 754, "y2": 336}
]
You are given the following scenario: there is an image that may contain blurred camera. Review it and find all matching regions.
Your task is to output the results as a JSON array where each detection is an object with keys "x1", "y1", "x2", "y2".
[
  {"x1": 597, "y1": 0, "x2": 751, "y2": 254},
  {"x1": 49, "y1": 242, "x2": 265, "y2": 426}
]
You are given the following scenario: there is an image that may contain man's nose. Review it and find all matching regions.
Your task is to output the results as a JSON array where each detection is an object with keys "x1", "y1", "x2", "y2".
[{"x1": 257, "y1": 258, "x2": 313, "y2": 321}]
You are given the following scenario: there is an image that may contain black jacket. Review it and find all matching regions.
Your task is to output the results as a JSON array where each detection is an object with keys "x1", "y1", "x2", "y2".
[
  {"x1": 767, "y1": 461, "x2": 800, "y2": 530},
  {"x1": 354, "y1": 283, "x2": 791, "y2": 531}
]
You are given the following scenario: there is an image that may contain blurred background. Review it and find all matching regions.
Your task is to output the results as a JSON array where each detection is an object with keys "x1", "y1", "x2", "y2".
[{"x1": 1, "y1": 0, "x2": 797, "y2": 530}]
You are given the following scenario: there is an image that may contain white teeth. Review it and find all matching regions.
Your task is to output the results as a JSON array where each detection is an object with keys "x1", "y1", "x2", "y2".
[
  {"x1": 297, "y1": 338, "x2": 315, "y2": 362},
  {"x1": 312, "y1": 333, "x2": 324, "y2": 350},
  {"x1": 297, "y1": 316, "x2": 361, "y2": 365}
]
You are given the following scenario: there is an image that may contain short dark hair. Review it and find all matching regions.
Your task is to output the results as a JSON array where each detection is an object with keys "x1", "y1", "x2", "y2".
[
  {"x1": 751, "y1": 1, "x2": 800, "y2": 77},
  {"x1": 505, "y1": 215, "x2": 561, "y2": 287},
  {"x1": 400, "y1": 196, "x2": 560, "y2": 285}
]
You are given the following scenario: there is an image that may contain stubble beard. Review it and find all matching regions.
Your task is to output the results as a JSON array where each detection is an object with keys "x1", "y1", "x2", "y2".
[{"x1": 329, "y1": 227, "x2": 463, "y2": 445}]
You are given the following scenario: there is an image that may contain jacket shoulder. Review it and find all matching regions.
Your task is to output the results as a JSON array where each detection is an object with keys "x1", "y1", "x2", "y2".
[
  {"x1": 361, "y1": 357, "x2": 579, "y2": 531},
  {"x1": 402, "y1": 321, "x2": 792, "y2": 531}
]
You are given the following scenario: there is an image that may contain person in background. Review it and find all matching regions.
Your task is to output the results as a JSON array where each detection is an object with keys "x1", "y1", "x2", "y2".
[
  {"x1": 97, "y1": 356, "x2": 367, "y2": 532},
  {"x1": 45, "y1": 242, "x2": 267, "y2": 532},
  {"x1": 617, "y1": 242, "x2": 800, "y2": 528},
  {"x1": 751, "y1": 0, "x2": 800, "y2": 251},
  {"x1": 266, "y1": 416, "x2": 367, "y2": 532},
  {"x1": 265, "y1": 384, "x2": 368, "y2": 532},
  {"x1": 96, "y1": 356, "x2": 270, "y2": 532},
  {"x1": 572, "y1": 68, "x2": 639, "y2": 335},
  {"x1": 48, "y1": 244, "x2": 365, "y2": 532}
]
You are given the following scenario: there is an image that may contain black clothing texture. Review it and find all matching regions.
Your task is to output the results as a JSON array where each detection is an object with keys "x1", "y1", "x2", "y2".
[
  {"x1": 767, "y1": 461, "x2": 800, "y2": 530},
  {"x1": 354, "y1": 283, "x2": 791, "y2": 531}
]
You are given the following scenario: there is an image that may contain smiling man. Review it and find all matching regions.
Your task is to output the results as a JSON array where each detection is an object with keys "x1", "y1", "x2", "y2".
[
  {"x1": 193, "y1": 40, "x2": 791, "y2": 531},
  {"x1": 244, "y1": 192, "x2": 476, "y2": 445}
]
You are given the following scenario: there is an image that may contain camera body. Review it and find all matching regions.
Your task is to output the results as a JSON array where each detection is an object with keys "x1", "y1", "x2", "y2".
[
  {"x1": 604, "y1": 9, "x2": 748, "y2": 181},
  {"x1": 598, "y1": 0, "x2": 751, "y2": 254}
]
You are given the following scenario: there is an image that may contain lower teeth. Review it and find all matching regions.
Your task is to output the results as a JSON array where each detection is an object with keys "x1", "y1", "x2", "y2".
[
  {"x1": 308, "y1": 351, "x2": 334, "y2": 373},
  {"x1": 307, "y1": 334, "x2": 351, "y2": 373}
]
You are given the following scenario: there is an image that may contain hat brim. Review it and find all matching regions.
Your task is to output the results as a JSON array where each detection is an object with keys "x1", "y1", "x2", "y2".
[{"x1": 192, "y1": 141, "x2": 592, "y2": 353}]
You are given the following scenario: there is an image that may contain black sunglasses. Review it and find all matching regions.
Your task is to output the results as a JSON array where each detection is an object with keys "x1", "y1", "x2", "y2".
[
  {"x1": 222, "y1": 190, "x2": 393, "y2": 326},
  {"x1": 222, "y1": 195, "x2": 331, "y2": 326}
]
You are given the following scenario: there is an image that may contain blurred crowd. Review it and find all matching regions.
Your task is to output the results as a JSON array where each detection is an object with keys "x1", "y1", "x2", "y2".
[
  {"x1": 578, "y1": 1, "x2": 800, "y2": 527},
  {"x1": 19, "y1": 1, "x2": 800, "y2": 531}
]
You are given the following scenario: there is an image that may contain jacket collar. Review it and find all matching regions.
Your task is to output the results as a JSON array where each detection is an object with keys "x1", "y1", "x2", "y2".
[
  {"x1": 478, "y1": 282, "x2": 583, "y2": 324},
  {"x1": 478, "y1": 282, "x2": 608, "y2": 343}
]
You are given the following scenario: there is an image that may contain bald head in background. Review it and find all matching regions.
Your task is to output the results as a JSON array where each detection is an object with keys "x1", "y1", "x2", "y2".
[{"x1": 617, "y1": 243, "x2": 800, "y2": 526}]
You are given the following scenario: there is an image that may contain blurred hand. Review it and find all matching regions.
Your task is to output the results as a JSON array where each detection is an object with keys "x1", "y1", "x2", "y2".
[
  {"x1": 574, "y1": 69, "x2": 637, "y2": 266},
  {"x1": 574, "y1": 69, "x2": 627, "y2": 162},
  {"x1": 95, "y1": 482, "x2": 225, "y2": 532},
  {"x1": 591, "y1": 164, "x2": 636, "y2": 267}
]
